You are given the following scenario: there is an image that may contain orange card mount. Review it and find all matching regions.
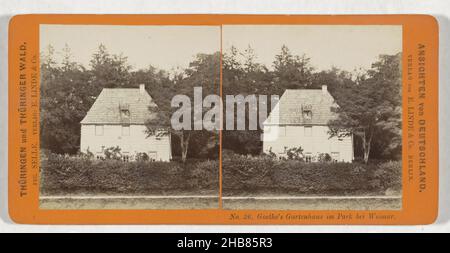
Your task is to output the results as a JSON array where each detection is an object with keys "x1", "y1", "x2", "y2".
[{"x1": 8, "y1": 15, "x2": 438, "y2": 224}]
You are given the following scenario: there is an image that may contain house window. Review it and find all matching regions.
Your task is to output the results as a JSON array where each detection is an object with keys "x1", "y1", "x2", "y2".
[
  {"x1": 303, "y1": 111, "x2": 312, "y2": 120},
  {"x1": 120, "y1": 103, "x2": 130, "y2": 119},
  {"x1": 302, "y1": 104, "x2": 312, "y2": 120},
  {"x1": 121, "y1": 109, "x2": 130, "y2": 116},
  {"x1": 303, "y1": 110, "x2": 312, "y2": 120},
  {"x1": 95, "y1": 125, "x2": 104, "y2": 136},
  {"x1": 331, "y1": 152, "x2": 340, "y2": 162},
  {"x1": 304, "y1": 126, "x2": 312, "y2": 137},
  {"x1": 305, "y1": 152, "x2": 312, "y2": 163},
  {"x1": 122, "y1": 125, "x2": 130, "y2": 136}
]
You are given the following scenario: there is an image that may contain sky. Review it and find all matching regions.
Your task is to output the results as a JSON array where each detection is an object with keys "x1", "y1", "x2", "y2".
[
  {"x1": 40, "y1": 25, "x2": 401, "y2": 73},
  {"x1": 40, "y1": 25, "x2": 221, "y2": 72},
  {"x1": 223, "y1": 25, "x2": 402, "y2": 72}
]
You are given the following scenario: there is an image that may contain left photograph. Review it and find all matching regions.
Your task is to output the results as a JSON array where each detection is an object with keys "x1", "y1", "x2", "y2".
[{"x1": 39, "y1": 25, "x2": 221, "y2": 209}]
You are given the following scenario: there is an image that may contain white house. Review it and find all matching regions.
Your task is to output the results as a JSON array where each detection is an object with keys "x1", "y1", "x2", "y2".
[
  {"x1": 263, "y1": 85, "x2": 354, "y2": 162},
  {"x1": 80, "y1": 84, "x2": 172, "y2": 161}
]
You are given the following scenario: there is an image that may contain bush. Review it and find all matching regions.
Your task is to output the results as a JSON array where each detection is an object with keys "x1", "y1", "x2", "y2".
[
  {"x1": 286, "y1": 146, "x2": 304, "y2": 161},
  {"x1": 40, "y1": 153, "x2": 219, "y2": 195},
  {"x1": 186, "y1": 160, "x2": 219, "y2": 189},
  {"x1": 135, "y1": 152, "x2": 149, "y2": 162},
  {"x1": 41, "y1": 152, "x2": 401, "y2": 196},
  {"x1": 223, "y1": 153, "x2": 401, "y2": 196},
  {"x1": 317, "y1": 153, "x2": 332, "y2": 162},
  {"x1": 103, "y1": 146, "x2": 122, "y2": 160},
  {"x1": 222, "y1": 155, "x2": 275, "y2": 192}
]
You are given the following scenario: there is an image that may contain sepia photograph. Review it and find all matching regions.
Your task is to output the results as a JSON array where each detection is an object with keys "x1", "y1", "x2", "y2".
[
  {"x1": 3, "y1": 0, "x2": 444, "y2": 233},
  {"x1": 38, "y1": 24, "x2": 402, "y2": 211},
  {"x1": 221, "y1": 25, "x2": 403, "y2": 210},
  {"x1": 39, "y1": 25, "x2": 221, "y2": 209}
]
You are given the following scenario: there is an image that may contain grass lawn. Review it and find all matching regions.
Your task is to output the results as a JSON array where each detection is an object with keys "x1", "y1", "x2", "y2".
[{"x1": 222, "y1": 197, "x2": 401, "y2": 210}]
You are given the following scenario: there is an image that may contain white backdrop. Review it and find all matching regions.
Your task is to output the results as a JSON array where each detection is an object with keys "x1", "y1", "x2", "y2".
[{"x1": 0, "y1": 0, "x2": 449, "y2": 233}]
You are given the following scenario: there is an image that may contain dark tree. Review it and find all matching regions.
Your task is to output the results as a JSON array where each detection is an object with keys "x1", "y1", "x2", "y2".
[
  {"x1": 89, "y1": 44, "x2": 132, "y2": 88},
  {"x1": 145, "y1": 52, "x2": 221, "y2": 162},
  {"x1": 328, "y1": 53, "x2": 402, "y2": 163},
  {"x1": 273, "y1": 45, "x2": 314, "y2": 91},
  {"x1": 40, "y1": 44, "x2": 93, "y2": 154}
]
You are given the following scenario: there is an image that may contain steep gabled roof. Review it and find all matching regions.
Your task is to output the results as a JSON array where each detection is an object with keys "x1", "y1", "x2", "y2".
[
  {"x1": 264, "y1": 88, "x2": 338, "y2": 125},
  {"x1": 80, "y1": 88, "x2": 157, "y2": 124}
]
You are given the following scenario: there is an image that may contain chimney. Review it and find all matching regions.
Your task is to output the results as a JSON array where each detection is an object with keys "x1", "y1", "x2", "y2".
[
  {"x1": 321, "y1": 85, "x2": 327, "y2": 94},
  {"x1": 139, "y1": 84, "x2": 145, "y2": 94}
]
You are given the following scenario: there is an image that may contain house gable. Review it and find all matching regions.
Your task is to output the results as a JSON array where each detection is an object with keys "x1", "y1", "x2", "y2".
[
  {"x1": 79, "y1": 85, "x2": 172, "y2": 161},
  {"x1": 264, "y1": 86, "x2": 338, "y2": 126},
  {"x1": 262, "y1": 86, "x2": 353, "y2": 162},
  {"x1": 80, "y1": 84, "x2": 157, "y2": 125}
]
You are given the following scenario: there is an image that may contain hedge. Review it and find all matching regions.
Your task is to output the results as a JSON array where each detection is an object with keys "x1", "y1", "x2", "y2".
[
  {"x1": 40, "y1": 153, "x2": 218, "y2": 195},
  {"x1": 222, "y1": 154, "x2": 401, "y2": 196},
  {"x1": 41, "y1": 153, "x2": 401, "y2": 196}
]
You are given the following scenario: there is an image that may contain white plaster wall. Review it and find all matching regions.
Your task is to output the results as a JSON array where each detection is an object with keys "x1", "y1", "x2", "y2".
[
  {"x1": 80, "y1": 124, "x2": 171, "y2": 161},
  {"x1": 263, "y1": 125, "x2": 353, "y2": 162}
]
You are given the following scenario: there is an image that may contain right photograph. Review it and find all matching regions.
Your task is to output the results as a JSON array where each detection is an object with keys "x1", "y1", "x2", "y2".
[{"x1": 221, "y1": 25, "x2": 403, "y2": 210}]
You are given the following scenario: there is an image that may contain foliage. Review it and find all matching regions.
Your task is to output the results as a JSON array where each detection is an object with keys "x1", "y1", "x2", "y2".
[
  {"x1": 317, "y1": 153, "x2": 332, "y2": 163},
  {"x1": 328, "y1": 53, "x2": 402, "y2": 163},
  {"x1": 41, "y1": 44, "x2": 219, "y2": 160},
  {"x1": 41, "y1": 44, "x2": 139, "y2": 154},
  {"x1": 40, "y1": 153, "x2": 219, "y2": 195},
  {"x1": 145, "y1": 52, "x2": 221, "y2": 162},
  {"x1": 40, "y1": 44, "x2": 92, "y2": 154},
  {"x1": 222, "y1": 45, "x2": 402, "y2": 162},
  {"x1": 264, "y1": 147, "x2": 277, "y2": 159},
  {"x1": 103, "y1": 146, "x2": 122, "y2": 160},
  {"x1": 135, "y1": 152, "x2": 150, "y2": 162},
  {"x1": 40, "y1": 42, "x2": 402, "y2": 162},
  {"x1": 285, "y1": 146, "x2": 304, "y2": 161},
  {"x1": 89, "y1": 44, "x2": 132, "y2": 88},
  {"x1": 222, "y1": 153, "x2": 401, "y2": 196},
  {"x1": 273, "y1": 45, "x2": 315, "y2": 89}
]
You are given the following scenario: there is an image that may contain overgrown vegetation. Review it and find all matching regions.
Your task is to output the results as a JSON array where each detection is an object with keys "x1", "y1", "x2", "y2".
[
  {"x1": 40, "y1": 152, "x2": 218, "y2": 195},
  {"x1": 41, "y1": 151, "x2": 401, "y2": 196},
  {"x1": 222, "y1": 153, "x2": 401, "y2": 196}
]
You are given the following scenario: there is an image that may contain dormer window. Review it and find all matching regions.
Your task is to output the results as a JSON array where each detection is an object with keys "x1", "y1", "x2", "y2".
[
  {"x1": 303, "y1": 110, "x2": 312, "y2": 120},
  {"x1": 121, "y1": 109, "x2": 130, "y2": 117},
  {"x1": 302, "y1": 104, "x2": 312, "y2": 120},
  {"x1": 119, "y1": 103, "x2": 130, "y2": 119}
]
